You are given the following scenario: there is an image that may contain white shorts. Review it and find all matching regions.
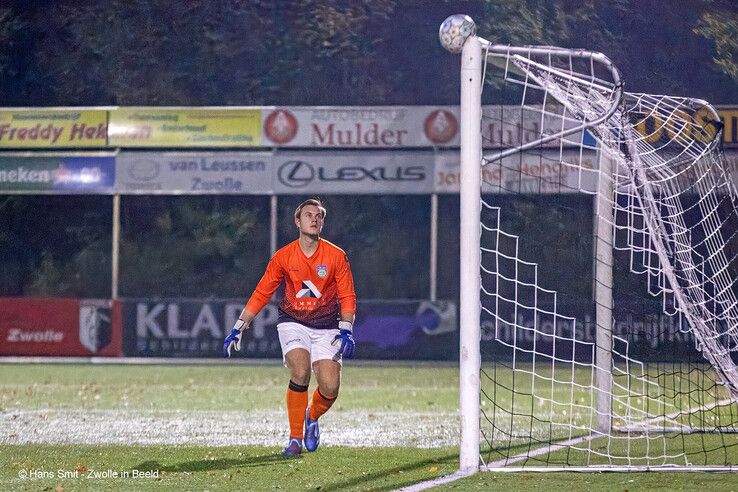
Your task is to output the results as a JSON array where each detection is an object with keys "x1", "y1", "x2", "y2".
[{"x1": 277, "y1": 322, "x2": 343, "y2": 366}]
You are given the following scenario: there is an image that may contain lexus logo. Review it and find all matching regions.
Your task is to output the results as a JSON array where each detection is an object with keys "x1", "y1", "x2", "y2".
[
  {"x1": 278, "y1": 160, "x2": 315, "y2": 188},
  {"x1": 278, "y1": 160, "x2": 427, "y2": 188}
]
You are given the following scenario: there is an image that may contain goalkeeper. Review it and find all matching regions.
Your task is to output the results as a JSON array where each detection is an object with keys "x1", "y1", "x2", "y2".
[{"x1": 223, "y1": 198, "x2": 356, "y2": 457}]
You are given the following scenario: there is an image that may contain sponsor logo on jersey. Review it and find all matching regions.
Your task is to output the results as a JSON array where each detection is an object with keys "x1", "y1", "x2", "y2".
[
  {"x1": 316, "y1": 265, "x2": 328, "y2": 278},
  {"x1": 296, "y1": 280, "x2": 322, "y2": 299}
]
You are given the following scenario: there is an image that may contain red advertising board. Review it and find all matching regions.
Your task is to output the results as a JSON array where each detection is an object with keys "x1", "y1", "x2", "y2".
[{"x1": 0, "y1": 298, "x2": 121, "y2": 356}]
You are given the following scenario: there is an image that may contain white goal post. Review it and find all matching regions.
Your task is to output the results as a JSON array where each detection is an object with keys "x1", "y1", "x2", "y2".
[{"x1": 447, "y1": 15, "x2": 738, "y2": 473}]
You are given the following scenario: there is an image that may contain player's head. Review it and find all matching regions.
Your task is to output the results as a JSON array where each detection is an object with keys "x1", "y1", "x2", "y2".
[{"x1": 294, "y1": 198, "x2": 326, "y2": 238}]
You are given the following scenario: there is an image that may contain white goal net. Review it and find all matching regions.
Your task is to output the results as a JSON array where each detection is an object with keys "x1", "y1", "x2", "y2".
[{"x1": 449, "y1": 18, "x2": 738, "y2": 472}]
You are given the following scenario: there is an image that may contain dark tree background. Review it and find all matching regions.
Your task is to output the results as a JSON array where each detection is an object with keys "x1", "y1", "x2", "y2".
[{"x1": 0, "y1": 0, "x2": 736, "y2": 106}]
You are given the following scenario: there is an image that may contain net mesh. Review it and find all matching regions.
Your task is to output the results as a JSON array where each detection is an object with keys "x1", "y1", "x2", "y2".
[{"x1": 477, "y1": 44, "x2": 738, "y2": 469}]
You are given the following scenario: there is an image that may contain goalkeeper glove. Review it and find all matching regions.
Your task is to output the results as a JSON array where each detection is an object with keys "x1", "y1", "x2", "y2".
[
  {"x1": 332, "y1": 320, "x2": 355, "y2": 359},
  {"x1": 223, "y1": 319, "x2": 247, "y2": 358}
]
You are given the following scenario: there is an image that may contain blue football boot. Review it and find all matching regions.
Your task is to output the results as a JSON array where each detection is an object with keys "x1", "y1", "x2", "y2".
[
  {"x1": 281, "y1": 438, "x2": 302, "y2": 457},
  {"x1": 304, "y1": 408, "x2": 320, "y2": 452}
]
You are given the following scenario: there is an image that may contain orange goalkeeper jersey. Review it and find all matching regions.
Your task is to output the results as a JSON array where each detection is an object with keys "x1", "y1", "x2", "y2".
[{"x1": 245, "y1": 239, "x2": 356, "y2": 329}]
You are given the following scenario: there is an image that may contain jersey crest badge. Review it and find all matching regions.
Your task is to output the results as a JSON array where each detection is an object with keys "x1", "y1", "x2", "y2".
[{"x1": 316, "y1": 265, "x2": 328, "y2": 278}]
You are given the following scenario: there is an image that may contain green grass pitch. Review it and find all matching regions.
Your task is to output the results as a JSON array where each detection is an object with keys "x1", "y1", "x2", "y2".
[{"x1": 1, "y1": 363, "x2": 738, "y2": 491}]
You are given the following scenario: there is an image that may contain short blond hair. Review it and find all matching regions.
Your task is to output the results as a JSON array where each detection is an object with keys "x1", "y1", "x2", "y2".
[{"x1": 294, "y1": 198, "x2": 326, "y2": 220}]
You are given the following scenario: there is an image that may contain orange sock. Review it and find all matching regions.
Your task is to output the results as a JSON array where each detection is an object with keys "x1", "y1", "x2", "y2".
[
  {"x1": 286, "y1": 381, "x2": 309, "y2": 439},
  {"x1": 309, "y1": 387, "x2": 337, "y2": 421}
]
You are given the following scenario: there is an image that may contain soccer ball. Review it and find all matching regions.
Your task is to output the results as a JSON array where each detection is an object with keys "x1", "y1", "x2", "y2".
[{"x1": 439, "y1": 14, "x2": 476, "y2": 54}]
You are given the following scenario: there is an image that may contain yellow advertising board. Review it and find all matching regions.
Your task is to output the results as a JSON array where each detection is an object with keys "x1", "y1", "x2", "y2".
[
  {"x1": 0, "y1": 109, "x2": 107, "y2": 148},
  {"x1": 108, "y1": 108, "x2": 261, "y2": 147},
  {"x1": 718, "y1": 108, "x2": 738, "y2": 147}
]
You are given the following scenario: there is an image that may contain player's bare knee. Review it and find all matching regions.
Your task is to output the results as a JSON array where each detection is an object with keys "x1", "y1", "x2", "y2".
[
  {"x1": 319, "y1": 383, "x2": 340, "y2": 399},
  {"x1": 289, "y1": 367, "x2": 311, "y2": 386},
  {"x1": 286, "y1": 360, "x2": 311, "y2": 385}
]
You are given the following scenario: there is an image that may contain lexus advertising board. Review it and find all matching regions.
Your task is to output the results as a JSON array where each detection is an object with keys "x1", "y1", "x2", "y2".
[{"x1": 273, "y1": 151, "x2": 435, "y2": 194}]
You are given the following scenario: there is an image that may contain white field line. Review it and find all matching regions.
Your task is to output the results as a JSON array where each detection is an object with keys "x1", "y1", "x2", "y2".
[
  {"x1": 483, "y1": 397, "x2": 738, "y2": 470},
  {"x1": 615, "y1": 397, "x2": 737, "y2": 432},
  {"x1": 0, "y1": 408, "x2": 459, "y2": 448},
  {"x1": 483, "y1": 434, "x2": 598, "y2": 469},
  {"x1": 398, "y1": 398, "x2": 738, "y2": 491},
  {"x1": 396, "y1": 434, "x2": 598, "y2": 491},
  {"x1": 480, "y1": 465, "x2": 738, "y2": 472},
  {"x1": 394, "y1": 470, "x2": 476, "y2": 492}
]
